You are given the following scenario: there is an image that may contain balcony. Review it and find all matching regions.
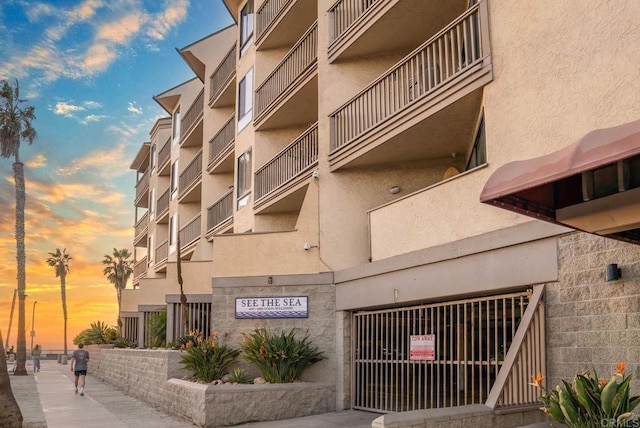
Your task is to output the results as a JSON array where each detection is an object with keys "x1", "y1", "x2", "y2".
[
  {"x1": 255, "y1": 0, "x2": 317, "y2": 50},
  {"x1": 134, "y1": 170, "x2": 149, "y2": 207},
  {"x1": 329, "y1": 2, "x2": 492, "y2": 170},
  {"x1": 254, "y1": 123, "x2": 318, "y2": 213},
  {"x1": 156, "y1": 188, "x2": 170, "y2": 223},
  {"x1": 328, "y1": 0, "x2": 468, "y2": 63},
  {"x1": 207, "y1": 189, "x2": 233, "y2": 237},
  {"x1": 155, "y1": 239, "x2": 168, "y2": 266},
  {"x1": 178, "y1": 149, "x2": 203, "y2": 202},
  {"x1": 157, "y1": 137, "x2": 171, "y2": 176},
  {"x1": 209, "y1": 44, "x2": 237, "y2": 108},
  {"x1": 180, "y1": 89, "x2": 204, "y2": 147},
  {"x1": 180, "y1": 214, "x2": 201, "y2": 256},
  {"x1": 207, "y1": 114, "x2": 235, "y2": 174},
  {"x1": 132, "y1": 256, "x2": 148, "y2": 285},
  {"x1": 254, "y1": 22, "x2": 318, "y2": 130},
  {"x1": 133, "y1": 211, "x2": 149, "y2": 247}
]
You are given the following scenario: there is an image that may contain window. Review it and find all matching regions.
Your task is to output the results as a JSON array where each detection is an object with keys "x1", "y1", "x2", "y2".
[
  {"x1": 169, "y1": 214, "x2": 178, "y2": 251},
  {"x1": 240, "y1": 0, "x2": 254, "y2": 56},
  {"x1": 238, "y1": 68, "x2": 253, "y2": 131},
  {"x1": 465, "y1": 114, "x2": 486, "y2": 170},
  {"x1": 171, "y1": 161, "x2": 179, "y2": 198},
  {"x1": 147, "y1": 235, "x2": 154, "y2": 262},
  {"x1": 150, "y1": 144, "x2": 156, "y2": 172},
  {"x1": 237, "y1": 148, "x2": 252, "y2": 210},
  {"x1": 172, "y1": 106, "x2": 181, "y2": 144},
  {"x1": 149, "y1": 188, "x2": 156, "y2": 219}
]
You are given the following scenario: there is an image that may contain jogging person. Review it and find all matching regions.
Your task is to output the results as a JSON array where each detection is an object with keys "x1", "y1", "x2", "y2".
[{"x1": 70, "y1": 343, "x2": 90, "y2": 396}]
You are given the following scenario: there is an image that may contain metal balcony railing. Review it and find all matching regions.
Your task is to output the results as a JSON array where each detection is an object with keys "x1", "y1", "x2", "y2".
[
  {"x1": 180, "y1": 214, "x2": 201, "y2": 249},
  {"x1": 180, "y1": 89, "x2": 204, "y2": 141},
  {"x1": 155, "y1": 239, "x2": 168, "y2": 264},
  {"x1": 328, "y1": 0, "x2": 379, "y2": 43},
  {"x1": 256, "y1": 0, "x2": 291, "y2": 40},
  {"x1": 255, "y1": 123, "x2": 318, "y2": 201},
  {"x1": 134, "y1": 211, "x2": 149, "y2": 240},
  {"x1": 157, "y1": 188, "x2": 170, "y2": 217},
  {"x1": 330, "y1": 2, "x2": 487, "y2": 151},
  {"x1": 207, "y1": 189, "x2": 233, "y2": 232},
  {"x1": 135, "y1": 170, "x2": 149, "y2": 201},
  {"x1": 133, "y1": 256, "x2": 147, "y2": 281},
  {"x1": 255, "y1": 22, "x2": 317, "y2": 119},
  {"x1": 209, "y1": 44, "x2": 237, "y2": 104},
  {"x1": 178, "y1": 149, "x2": 203, "y2": 198},
  {"x1": 158, "y1": 137, "x2": 171, "y2": 169},
  {"x1": 208, "y1": 114, "x2": 235, "y2": 166}
]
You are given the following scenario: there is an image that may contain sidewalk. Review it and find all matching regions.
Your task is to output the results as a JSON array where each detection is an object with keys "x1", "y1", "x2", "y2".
[{"x1": 9, "y1": 359, "x2": 379, "y2": 428}]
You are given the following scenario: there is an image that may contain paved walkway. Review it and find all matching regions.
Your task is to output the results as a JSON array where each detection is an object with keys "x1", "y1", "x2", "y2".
[{"x1": 9, "y1": 359, "x2": 379, "y2": 428}]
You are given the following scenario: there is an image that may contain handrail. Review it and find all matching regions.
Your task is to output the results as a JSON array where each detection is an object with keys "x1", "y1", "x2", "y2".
[
  {"x1": 155, "y1": 239, "x2": 168, "y2": 263},
  {"x1": 207, "y1": 189, "x2": 233, "y2": 232},
  {"x1": 256, "y1": 0, "x2": 292, "y2": 40},
  {"x1": 156, "y1": 188, "x2": 170, "y2": 217},
  {"x1": 134, "y1": 211, "x2": 149, "y2": 239},
  {"x1": 178, "y1": 149, "x2": 203, "y2": 198},
  {"x1": 328, "y1": 0, "x2": 379, "y2": 43},
  {"x1": 157, "y1": 137, "x2": 171, "y2": 168},
  {"x1": 208, "y1": 114, "x2": 235, "y2": 165},
  {"x1": 209, "y1": 44, "x2": 237, "y2": 104},
  {"x1": 179, "y1": 214, "x2": 201, "y2": 248},
  {"x1": 180, "y1": 89, "x2": 204, "y2": 141}
]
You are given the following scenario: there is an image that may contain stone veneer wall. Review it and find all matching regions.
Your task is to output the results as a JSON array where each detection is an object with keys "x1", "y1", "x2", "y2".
[
  {"x1": 547, "y1": 232, "x2": 640, "y2": 393},
  {"x1": 86, "y1": 347, "x2": 335, "y2": 427}
]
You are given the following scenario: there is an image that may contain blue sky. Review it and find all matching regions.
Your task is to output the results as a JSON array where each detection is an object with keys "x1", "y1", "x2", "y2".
[{"x1": 0, "y1": 0, "x2": 233, "y2": 349}]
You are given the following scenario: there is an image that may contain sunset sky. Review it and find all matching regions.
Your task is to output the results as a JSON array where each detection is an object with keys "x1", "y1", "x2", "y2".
[{"x1": 0, "y1": 0, "x2": 232, "y2": 351}]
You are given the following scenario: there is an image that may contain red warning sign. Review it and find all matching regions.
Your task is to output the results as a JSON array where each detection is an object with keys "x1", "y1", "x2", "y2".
[{"x1": 410, "y1": 334, "x2": 436, "y2": 360}]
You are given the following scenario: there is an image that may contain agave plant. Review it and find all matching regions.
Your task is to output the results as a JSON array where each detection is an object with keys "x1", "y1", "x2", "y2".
[{"x1": 533, "y1": 363, "x2": 640, "y2": 428}]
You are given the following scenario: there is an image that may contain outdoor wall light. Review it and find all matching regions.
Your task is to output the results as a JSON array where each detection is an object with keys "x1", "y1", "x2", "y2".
[
  {"x1": 389, "y1": 185, "x2": 401, "y2": 194},
  {"x1": 605, "y1": 263, "x2": 621, "y2": 282}
]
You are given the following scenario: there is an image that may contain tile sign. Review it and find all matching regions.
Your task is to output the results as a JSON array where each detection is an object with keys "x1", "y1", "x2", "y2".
[
  {"x1": 410, "y1": 334, "x2": 436, "y2": 360},
  {"x1": 235, "y1": 296, "x2": 308, "y2": 319}
]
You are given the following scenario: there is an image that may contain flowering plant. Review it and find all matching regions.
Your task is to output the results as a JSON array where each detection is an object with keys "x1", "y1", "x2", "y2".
[
  {"x1": 532, "y1": 363, "x2": 640, "y2": 428},
  {"x1": 180, "y1": 331, "x2": 240, "y2": 383}
]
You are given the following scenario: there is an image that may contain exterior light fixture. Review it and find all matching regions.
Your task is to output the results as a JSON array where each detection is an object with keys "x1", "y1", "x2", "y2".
[
  {"x1": 605, "y1": 263, "x2": 621, "y2": 281},
  {"x1": 389, "y1": 185, "x2": 401, "y2": 194}
]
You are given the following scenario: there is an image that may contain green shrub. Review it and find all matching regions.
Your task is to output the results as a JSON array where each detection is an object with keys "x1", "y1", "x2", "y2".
[
  {"x1": 240, "y1": 328, "x2": 324, "y2": 383},
  {"x1": 534, "y1": 363, "x2": 640, "y2": 427},
  {"x1": 172, "y1": 331, "x2": 201, "y2": 350},
  {"x1": 228, "y1": 367, "x2": 251, "y2": 384},
  {"x1": 180, "y1": 331, "x2": 240, "y2": 383},
  {"x1": 73, "y1": 320, "x2": 117, "y2": 345},
  {"x1": 147, "y1": 310, "x2": 166, "y2": 348}
]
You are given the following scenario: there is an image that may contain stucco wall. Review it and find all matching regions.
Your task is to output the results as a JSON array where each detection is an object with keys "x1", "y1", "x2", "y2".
[{"x1": 547, "y1": 232, "x2": 640, "y2": 394}]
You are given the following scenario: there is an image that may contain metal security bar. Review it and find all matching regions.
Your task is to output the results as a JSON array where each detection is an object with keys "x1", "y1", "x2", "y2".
[
  {"x1": 209, "y1": 44, "x2": 237, "y2": 105},
  {"x1": 255, "y1": 123, "x2": 318, "y2": 201},
  {"x1": 328, "y1": 0, "x2": 379, "y2": 43},
  {"x1": 256, "y1": 0, "x2": 291, "y2": 40},
  {"x1": 352, "y1": 290, "x2": 532, "y2": 413},
  {"x1": 122, "y1": 317, "x2": 139, "y2": 345},
  {"x1": 330, "y1": 1, "x2": 487, "y2": 152},
  {"x1": 207, "y1": 189, "x2": 233, "y2": 232},
  {"x1": 178, "y1": 149, "x2": 203, "y2": 198},
  {"x1": 171, "y1": 302, "x2": 212, "y2": 339}
]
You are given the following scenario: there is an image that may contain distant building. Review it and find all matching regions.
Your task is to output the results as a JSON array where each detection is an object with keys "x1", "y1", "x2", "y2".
[{"x1": 123, "y1": 0, "x2": 640, "y2": 422}]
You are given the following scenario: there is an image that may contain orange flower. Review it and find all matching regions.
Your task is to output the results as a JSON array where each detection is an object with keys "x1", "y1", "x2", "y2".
[
  {"x1": 599, "y1": 377, "x2": 608, "y2": 388},
  {"x1": 616, "y1": 362, "x2": 626, "y2": 376},
  {"x1": 186, "y1": 340, "x2": 194, "y2": 349},
  {"x1": 529, "y1": 373, "x2": 544, "y2": 388},
  {"x1": 212, "y1": 330, "x2": 219, "y2": 338}
]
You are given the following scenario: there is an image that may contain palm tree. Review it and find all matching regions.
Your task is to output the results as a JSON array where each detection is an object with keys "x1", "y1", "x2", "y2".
[
  {"x1": 46, "y1": 248, "x2": 72, "y2": 356},
  {"x1": 102, "y1": 248, "x2": 133, "y2": 335},
  {"x1": 0, "y1": 79, "x2": 36, "y2": 376},
  {"x1": 0, "y1": 330, "x2": 22, "y2": 426}
]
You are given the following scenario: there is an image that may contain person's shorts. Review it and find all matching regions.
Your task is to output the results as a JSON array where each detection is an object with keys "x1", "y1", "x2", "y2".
[{"x1": 74, "y1": 370, "x2": 87, "y2": 376}]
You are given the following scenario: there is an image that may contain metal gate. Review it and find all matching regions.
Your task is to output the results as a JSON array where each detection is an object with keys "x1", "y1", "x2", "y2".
[{"x1": 352, "y1": 290, "x2": 532, "y2": 412}]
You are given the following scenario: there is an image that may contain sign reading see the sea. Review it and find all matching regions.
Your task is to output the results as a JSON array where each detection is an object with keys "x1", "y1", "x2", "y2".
[{"x1": 235, "y1": 296, "x2": 309, "y2": 319}]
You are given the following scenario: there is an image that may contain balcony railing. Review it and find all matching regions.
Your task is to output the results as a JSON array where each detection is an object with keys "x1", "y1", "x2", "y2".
[
  {"x1": 134, "y1": 211, "x2": 149, "y2": 241},
  {"x1": 207, "y1": 189, "x2": 233, "y2": 232},
  {"x1": 255, "y1": 123, "x2": 318, "y2": 201},
  {"x1": 178, "y1": 149, "x2": 203, "y2": 198},
  {"x1": 155, "y1": 239, "x2": 168, "y2": 264},
  {"x1": 328, "y1": 0, "x2": 378, "y2": 43},
  {"x1": 157, "y1": 188, "x2": 170, "y2": 217},
  {"x1": 208, "y1": 114, "x2": 235, "y2": 166},
  {"x1": 135, "y1": 170, "x2": 149, "y2": 201},
  {"x1": 180, "y1": 214, "x2": 201, "y2": 249},
  {"x1": 330, "y1": 2, "x2": 486, "y2": 151},
  {"x1": 255, "y1": 22, "x2": 318, "y2": 119},
  {"x1": 133, "y1": 256, "x2": 147, "y2": 280},
  {"x1": 209, "y1": 44, "x2": 237, "y2": 104},
  {"x1": 256, "y1": 0, "x2": 291, "y2": 40},
  {"x1": 158, "y1": 137, "x2": 171, "y2": 169},
  {"x1": 180, "y1": 89, "x2": 204, "y2": 141}
]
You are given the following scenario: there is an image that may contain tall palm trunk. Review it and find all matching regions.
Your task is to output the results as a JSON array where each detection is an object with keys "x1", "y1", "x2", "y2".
[
  {"x1": 0, "y1": 330, "x2": 22, "y2": 426},
  {"x1": 116, "y1": 286, "x2": 122, "y2": 336},
  {"x1": 13, "y1": 160, "x2": 27, "y2": 376},
  {"x1": 176, "y1": 232, "x2": 188, "y2": 334},
  {"x1": 61, "y1": 272, "x2": 68, "y2": 356}
]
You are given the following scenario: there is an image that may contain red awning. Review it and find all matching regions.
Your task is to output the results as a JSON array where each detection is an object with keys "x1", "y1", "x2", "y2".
[{"x1": 480, "y1": 118, "x2": 640, "y2": 244}]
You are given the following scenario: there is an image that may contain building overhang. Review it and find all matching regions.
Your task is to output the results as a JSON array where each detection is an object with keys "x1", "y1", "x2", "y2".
[
  {"x1": 130, "y1": 142, "x2": 150, "y2": 171},
  {"x1": 480, "y1": 118, "x2": 640, "y2": 244}
]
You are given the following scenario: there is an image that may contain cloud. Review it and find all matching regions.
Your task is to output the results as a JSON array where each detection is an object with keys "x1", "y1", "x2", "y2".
[
  {"x1": 53, "y1": 101, "x2": 84, "y2": 116},
  {"x1": 26, "y1": 153, "x2": 47, "y2": 168},
  {"x1": 83, "y1": 43, "x2": 117, "y2": 74},
  {"x1": 25, "y1": 3, "x2": 57, "y2": 22},
  {"x1": 84, "y1": 100, "x2": 103, "y2": 109},
  {"x1": 82, "y1": 114, "x2": 106, "y2": 124},
  {"x1": 57, "y1": 143, "x2": 131, "y2": 177},
  {"x1": 96, "y1": 12, "x2": 142, "y2": 44},
  {"x1": 127, "y1": 102, "x2": 143, "y2": 114},
  {"x1": 147, "y1": 0, "x2": 189, "y2": 40}
]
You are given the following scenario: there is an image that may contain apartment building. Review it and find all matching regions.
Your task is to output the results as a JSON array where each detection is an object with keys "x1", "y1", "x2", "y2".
[{"x1": 123, "y1": 0, "x2": 640, "y2": 423}]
